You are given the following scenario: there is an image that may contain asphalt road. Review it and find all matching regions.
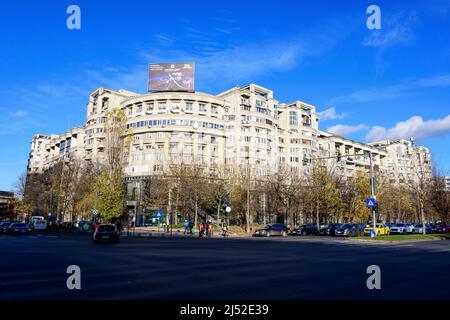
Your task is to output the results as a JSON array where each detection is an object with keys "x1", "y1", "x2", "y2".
[{"x1": 1, "y1": 232, "x2": 449, "y2": 300}]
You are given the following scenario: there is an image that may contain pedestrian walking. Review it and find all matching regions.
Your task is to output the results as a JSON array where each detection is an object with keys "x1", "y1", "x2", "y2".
[
  {"x1": 189, "y1": 219, "x2": 194, "y2": 235},
  {"x1": 183, "y1": 219, "x2": 189, "y2": 235},
  {"x1": 116, "y1": 221, "x2": 123, "y2": 232},
  {"x1": 222, "y1": 223, "x2": 228, "y2": 238},
  {"x1": 207, "y1": 220, "x2": 213, "y2": 238},
  {"x1": 202, "y1": 223, "x2": 207, "y2": 238}
]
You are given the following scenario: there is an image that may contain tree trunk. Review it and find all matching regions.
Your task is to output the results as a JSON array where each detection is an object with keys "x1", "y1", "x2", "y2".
[
  {"x1": 194, "y1": 198, "x2": 198, "y2": 227},
  {"x1": 420, "y1": 200, "x2": 426, "y2": 235},
  {"x1": 217, "y1": 199, "x2": 221, "y2": 224},
  {"x1": 316, "y1": 202, "x2": 320, "y2": 230}
]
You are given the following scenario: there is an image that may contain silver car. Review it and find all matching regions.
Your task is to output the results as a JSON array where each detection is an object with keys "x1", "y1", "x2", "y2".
[{"x1": 389, "y1": 223, "x2": 414, "y2": 234}]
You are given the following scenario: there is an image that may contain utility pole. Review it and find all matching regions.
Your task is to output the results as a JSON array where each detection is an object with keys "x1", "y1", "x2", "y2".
[
  {"x1": 410, "y1": 138, "x2": 425, "y2": 235},
  {"x1": 167, "y1": 188, "x2": 172, "y2": 235},
  {"x1": 369, "y1": 152, "x2": 377, "y2": 232},
  {"x1": 246, "y1": 163, "x2": 251, "y2": 234}
]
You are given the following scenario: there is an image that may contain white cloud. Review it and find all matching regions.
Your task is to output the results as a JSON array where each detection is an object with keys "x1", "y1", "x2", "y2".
[
  {"x1": 329, "y1": 73, "x2": 450, "y2": 105},
  {"x1": 317, "y1": 107, "x2": 346, "y2": 121},
  {"x1": 8, "y1": 110, "x2": 28, "y2": 118},
  {"x1": 363, "y1": 12, "x2": 419, "y2": 49},
  {"x1": 365, "y1": 114, "x2": 450, "y2": 142},
  {"x1": 327, "y1": 124, "x2": 369, "y2": 136}
]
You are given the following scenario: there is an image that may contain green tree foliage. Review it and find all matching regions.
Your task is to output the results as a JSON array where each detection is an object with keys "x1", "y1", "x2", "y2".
[{"x1": 96, "y1": 171, "x2": 126, "y2": 221}]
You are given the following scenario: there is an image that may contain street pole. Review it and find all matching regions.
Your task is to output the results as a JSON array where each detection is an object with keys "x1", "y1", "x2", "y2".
[
  {"x1": 167, "y1": 188, "x2": 172, "y2": 235},
  {"x1": 247, "y1": 168, "x2": 250, "y2": 234},
  {"x1": 369, "y1": 152, "x2": 376, "y2": 232}
]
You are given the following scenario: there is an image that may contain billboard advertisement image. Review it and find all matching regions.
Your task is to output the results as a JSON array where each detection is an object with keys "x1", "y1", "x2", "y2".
[{"x1": 148, "y1": 63, "x2": 195, "y2": 92}]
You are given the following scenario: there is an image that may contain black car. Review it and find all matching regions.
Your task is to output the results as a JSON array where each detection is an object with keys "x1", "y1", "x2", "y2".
[
  {"x1": 93, "y1": 224, "x2": 120, "y2": 243},
  {"x1": 0, "y1": 222, "x2": 13, "y2": 233},
  {"x1": 318, "y1": 223, "x2": 342, "y2": 236},
  {"x1": 253, "y1": 223, "x2": 288, "y2": 237},
  {"x1": 334, "y1": 223, "x2": 365, "y2": 237},
  {"x1": 6, "y1": 222, "x2": 31, "y2": 235},
  {"x1": 290, "y1": 224, "x2": 318, "y2": 236}
]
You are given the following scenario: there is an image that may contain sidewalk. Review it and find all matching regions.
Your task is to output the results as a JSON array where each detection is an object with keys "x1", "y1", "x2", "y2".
[{"x1": 122, "y1": 226, "x2": 248, "y2": 238}]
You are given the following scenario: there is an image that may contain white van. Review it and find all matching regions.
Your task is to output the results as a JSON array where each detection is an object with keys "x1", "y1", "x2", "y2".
[{"x1": 30, "y1": 216, "x2": 47, "y2": 230}]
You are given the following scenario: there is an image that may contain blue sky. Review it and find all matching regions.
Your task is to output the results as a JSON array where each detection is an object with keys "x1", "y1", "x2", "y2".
[{"x1": 1, "y1": 0, "x2": 450, "y2": 191}]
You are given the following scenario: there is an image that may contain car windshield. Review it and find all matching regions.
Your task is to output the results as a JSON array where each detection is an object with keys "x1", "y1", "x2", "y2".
[
  {"x1": 339, "y1": 224, "x2": 352, "y2": 229},
  {"x1": 415, "y1": 224, "x2": 423, "y2": 227},
  {"x1": 98, "y1": 225, "x2": 115, "y2": 232},
  {"x1": 396, "y1": 224, "x2": 405, "y2": 227},
  {"x1": 1, "y1": 222, "x2": 12, "y2": 226}
]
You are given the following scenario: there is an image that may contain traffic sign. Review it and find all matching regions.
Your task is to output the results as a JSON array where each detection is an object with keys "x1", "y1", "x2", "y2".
[
  {"x1": 47, "y1": 212, "x2": 52, "y2": 217},
  {"x1": 93, "y1": 209, "x2": 98, "y2": 216},
  {"x1": 370, "y1": 230, "x2": 376, "y2": 238},
  {"x1": 225, "y1": 206, "x2": 231, "y2": 213},
  {"x1": 156, "y1": 211, "x2": 162, "y2": 218},
  {"x1": 366, "y1": 198, "x2": 376, "y2": 208}
]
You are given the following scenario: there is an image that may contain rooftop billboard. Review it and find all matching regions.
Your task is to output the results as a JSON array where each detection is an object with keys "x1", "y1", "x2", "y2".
[{"x1": 148, "y1": 63, "x2": 195, "y2": 92}]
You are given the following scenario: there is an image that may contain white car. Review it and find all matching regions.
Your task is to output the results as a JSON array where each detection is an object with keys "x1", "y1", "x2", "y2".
[
  {"x1": 389, "y1": 223, "x2": 414, "y2": 234},
  {"x1": 30, "y1": 216, "x2": 47, "y2": 230}
]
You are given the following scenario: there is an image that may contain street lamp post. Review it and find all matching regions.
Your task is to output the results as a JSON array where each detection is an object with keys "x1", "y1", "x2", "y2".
[{"x1": 369, "y1": 152, "x2": 377, "y2": 232}]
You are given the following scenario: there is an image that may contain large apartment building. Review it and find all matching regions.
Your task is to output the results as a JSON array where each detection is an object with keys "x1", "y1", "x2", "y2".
[
  {"x1": 368, "y1": 139, "x2": 432, "y2": 184},
  {"x1": 27, "y1": 83, "x2": 431, "y2": 187},
  {"x1": 444, "y1": 176, "x2": 450, "y2": 191}
]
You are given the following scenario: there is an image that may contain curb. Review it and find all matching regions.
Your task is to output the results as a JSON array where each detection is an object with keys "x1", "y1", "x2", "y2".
[{"x1": 346, "y1": 237, "x2": 444, "y2": 244}]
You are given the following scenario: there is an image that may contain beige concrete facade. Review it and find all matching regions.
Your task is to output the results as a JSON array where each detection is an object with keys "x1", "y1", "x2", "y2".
[
  {"x1": 318, "y1": 130, "x2": 388, "y2": 178},
  {"x1": 368, "y1": 139, "x2": 432, "y2": 185},
  {"x1": 27, "y1": 84, "x2": 432, "y2": 185}
]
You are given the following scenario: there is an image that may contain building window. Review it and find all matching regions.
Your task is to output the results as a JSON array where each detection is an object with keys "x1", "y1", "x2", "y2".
[
  {"x1": 185, "y1": 102, "x2": 193, "y2": 111},
  {"x1": 211, "y1": 105, "x2": 218, "y2": 114},
  {"x1": 158, "y1": 102, "x2": 167, "y2": 110},
  {"x1": 199, "y1": 103, "x2": 207, "y2": 112},
  {"x1": 289, "y1": 111, "x2": 298, "y2": 126}
]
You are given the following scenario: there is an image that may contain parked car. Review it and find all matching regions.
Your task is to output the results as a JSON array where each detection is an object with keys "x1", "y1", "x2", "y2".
[
  {"x1": 318, "y1": 223, "x2": 342, "y2": 236},
  {"x1": 6, "y1": 222, "x2": 31, "y2": 235},
  {"x1": 290, "y1": 224, "x2": 318, "y2": 236},
  {"x1": 0, "y1": 221, "x2": 13, "y2": 233},
  {"x1": 93, "y1": 224, "x2": 120, "y2": 243},
  {"x1": 389, "y1": 223, "x2": 414, "y2": 234},
  {"x1": 31, "y1": 219, "x2": 48, "y2": 231},
  {"x1": 335, "y1": 223, "x2": 365, "y2": 237},
  {"x1": 364, "y1": 223, "x2": 390, "y2": 236},
  {"x1": 253, "y1": 224, "x2": 288, "y2": 237},
  {"x1": 414, "y1": 224, "x2": 432, "y2": 234},
  {"x1": 433, "y1": 224, "x2": 447, "y2": 234}
]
